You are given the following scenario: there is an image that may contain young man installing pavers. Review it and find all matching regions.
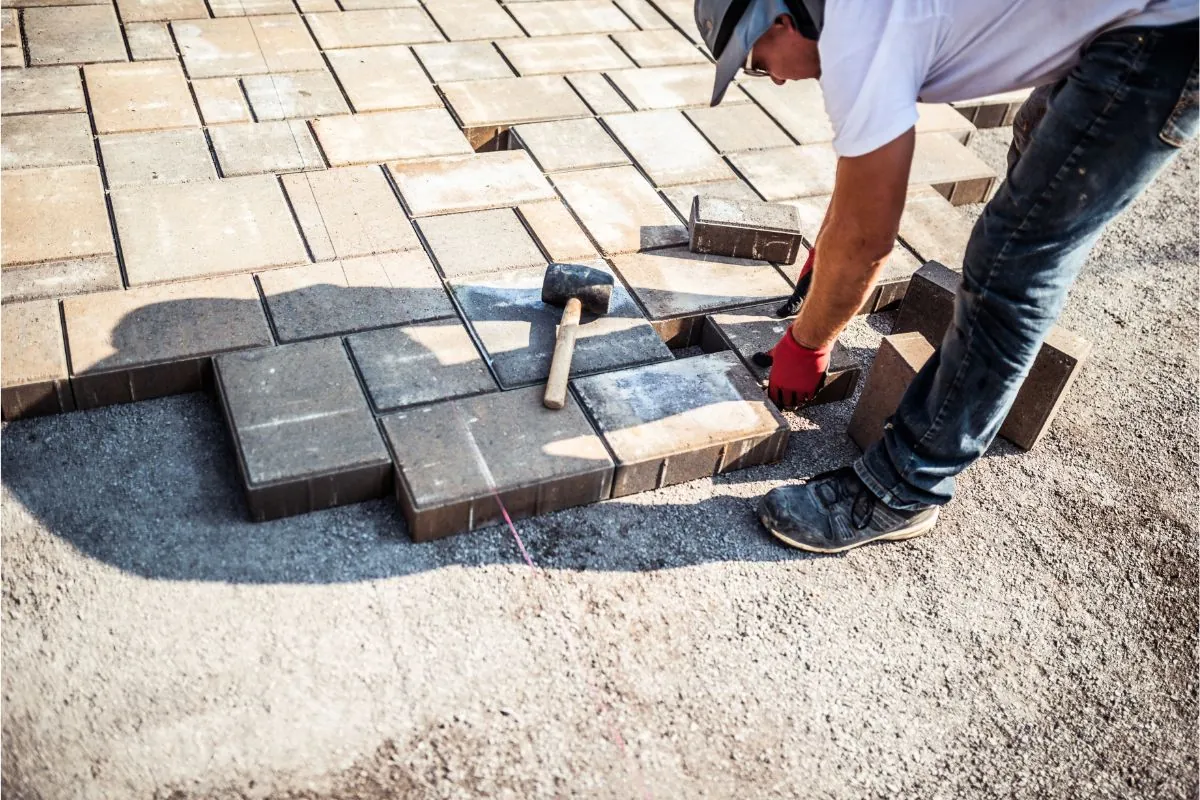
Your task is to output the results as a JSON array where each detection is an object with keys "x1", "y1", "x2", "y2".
[{"x1": 695, "y1": 0, "x2": 1198, "y2": 552}]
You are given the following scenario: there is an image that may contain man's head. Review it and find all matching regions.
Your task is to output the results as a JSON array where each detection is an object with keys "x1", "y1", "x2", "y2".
[{"x1": 695, "y1": 0, "x2": 823, "y2": 104}]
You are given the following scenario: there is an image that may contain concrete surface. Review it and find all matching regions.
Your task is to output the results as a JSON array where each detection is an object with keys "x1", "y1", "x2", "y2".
[{"x1": 3, "y1": 129, "x2": 1197, "y2": 799}]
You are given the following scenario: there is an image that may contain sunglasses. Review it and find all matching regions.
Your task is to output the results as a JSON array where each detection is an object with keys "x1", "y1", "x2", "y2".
[{"x1": 743, "y1": 45, "x2": 769, "y2": 78}]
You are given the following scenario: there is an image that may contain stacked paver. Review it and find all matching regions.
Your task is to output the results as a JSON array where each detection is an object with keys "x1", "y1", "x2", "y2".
[{"x1": 0, "y1": 0, "x2": 1022, "y2": 538}]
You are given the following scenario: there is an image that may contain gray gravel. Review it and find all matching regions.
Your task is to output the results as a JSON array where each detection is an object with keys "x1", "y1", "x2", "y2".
[{"x1": 2, "y1": 128, "x2": 1196, "y2": 799}]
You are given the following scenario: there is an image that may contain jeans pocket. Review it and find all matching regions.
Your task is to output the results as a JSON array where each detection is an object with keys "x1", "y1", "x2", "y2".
[{"x1": 1160, "y1": 57, "x2": 1198, "y2": 147}]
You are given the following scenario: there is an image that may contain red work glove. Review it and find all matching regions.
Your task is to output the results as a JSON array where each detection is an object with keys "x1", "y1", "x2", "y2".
[{"x1": 766, "y1": 327, "x2": 830, "y2": 410}]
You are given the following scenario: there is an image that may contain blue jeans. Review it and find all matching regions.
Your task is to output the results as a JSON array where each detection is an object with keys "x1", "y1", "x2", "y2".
[{"x1": 856, "y1": 19, "x2": 1199, "y2": 510}]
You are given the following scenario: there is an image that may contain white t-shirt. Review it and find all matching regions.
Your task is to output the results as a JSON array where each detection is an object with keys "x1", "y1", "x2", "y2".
[{"x1": 820, "y1": 0, "x2": 1197, "y2": 157}]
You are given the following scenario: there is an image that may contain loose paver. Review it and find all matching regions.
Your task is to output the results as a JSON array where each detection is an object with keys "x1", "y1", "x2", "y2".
[
  {"x1": 451, "y1": 261, "x2": 671, "y2": 388},
  {"x1": 659, "y1": 178, "x2": 762, "y2": 221},
  {"x1": 0, "y1": 113, "x2": 94, "y2": 170},
  {"x1": 891, "y1": 259, "x2": 963, "y2": 347},
  {"x1": 282, "y1": 166, "x2": 420, "y2": 261},
  {"x1": 1, "y1": 66, "x2": 85, "y2": 114},
  {"x1": 99, "y1": 129, "x2": 218, "y2": 187},
  {"x1": 1, "y1": 165, "x2": 113, "y2": 268},
  {"x1": 24, "y1": 6, "x2": 125, "y2": 65},
  {"x1": 517, "y1": 200, "x2": 600, "y2": 262},
  {"x1": 174, "y1": 17, "x2": 323, "y2": 78},
  {"x1": 422, "y1": 0, "x2": 523, "y2": 41},
  {"x1": 311, "y1": 107, "x2": 472, "y2": 166},
  {"x1": 496, "y1": 34, "x2": 633, "y2": 76},
  {"x1": 380, "y1": 385, "x2": 614, "y2": 541},
  {"x1": 241, "y1": 71, "x2": 351, "y2": 120},
  {"x1": 1, "y1": 299, "x2": 74, "y2": 420},
  {"x1": 84, "y1": 61, "x2": 200, "y2": 134},
  {"x1": 605, "y1": 64, "x2": 749, "y2": 110},
  {"x1": 215, "y1": 337, "x2": 392, "y2": 521},
  {"x1": 550, "y1": 165, "x2": 687, "y2": 254},
  {"x1": 117, "y1": 0, "x2": 207, "y2": 22},
  {"x1": 510, "y1": 117, "x2": 628, "y2": 173},
  {"x1": 124, "y1": 22, "x2": 176, "y2": 60},
  {"x1": 729, "y1": 143, "x2": 839, "y2": 201},
  {"x1": 847, "y1": 331, "x2": 934, "y2": 450},
  {"x1": 346, "y1": 318, "x2": 496, "y2": 412},
  {"x1": 325, "y1": 46, "x2": 441, "y2": 112},
  {"x1": 304, "y1": 9, "x2": 441, "y2": 49},
  {"x1": 688, "y1": 195, "x2": 804, "y2": 265},
  {"x1": 209, "y1": 120, "x2": 325, "y2": 176},
  {"x1": 506, "y1": 0, "x2": 636, "y2": 36},
  {"x1": 390, "y1": 150, "x2": 555, "y2": 216},
  {"x1": 440, "y1": 75, "x2": 591, "y2": 134},
  {"x1": 412, "y1": 41, "x2": 514, "y2": 83},
  {"x1": 565, "y1": 71, "x2": 631, "y2": 114},
  {"x1": 572, "y1": 351, "x2": 789, "y2": 497},
  {"x1": 611, "y1": 29, "x2": 705, "y2": 67},
  {"x1": 603, "y1": 109, "x2": 734, "y2": 187},
  {"x1": 911, "y1": 132, "x2": 997, "y2": 205},
  {"x1": 684, "y1": 103, "x2": 794, "y2": 153},
  {"x1": 416, "y1": 208, "x2": 546, "y2": 278},
  {"x1": 63, "y1": 273, "x2": 274, "y2": 408},
  {"x1": 191, "y1": 78, "x2": 253, "y2": 124},
  {"x1": 899, "y1": 185, "x2": 975, "y2": 266},
  {"x1": 111, "y1": 174, "x2": 308, "y2": 285},
  {"x1": 258, "y1": 252, "x2": 454, "y2": 341}
]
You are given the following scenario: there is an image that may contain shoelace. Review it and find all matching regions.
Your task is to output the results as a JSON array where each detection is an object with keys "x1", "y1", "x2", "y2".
[{"x1": 815, "y1": 473, "x2": 877, "y2": 537}]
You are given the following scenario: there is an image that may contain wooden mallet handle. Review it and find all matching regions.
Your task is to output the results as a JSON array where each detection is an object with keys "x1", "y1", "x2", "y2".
[{"x1": 543, "y1": 297, "x2": 582, "y2": 409}]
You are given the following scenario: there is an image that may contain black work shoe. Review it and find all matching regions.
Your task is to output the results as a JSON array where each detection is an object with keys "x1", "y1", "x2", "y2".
[{"x1": 758, "y1": 467, "x2": 939, "y2": 554}]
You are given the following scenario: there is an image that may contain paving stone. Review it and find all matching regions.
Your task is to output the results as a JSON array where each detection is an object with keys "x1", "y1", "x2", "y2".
[
  {"x1": 951, "y1": 88, "x2": 1031, "y2": 129},
  {"x1": 326, "y1": 45, "x2": 440, "y2": 112},
  {"x1": 916, "y1": 102, "x2": 976, "y2": 144},
  {"x1": 390, "y1": 150, "x2": 555, "y2": 216},
  {"x1": 684, "y1": 103, "x2": 793, "y2": 153},
  {"x1": 911, "y1": 132, "x2": 997, "y2": 206},
  {"x1": 729, "y1": 143, "x2": 838, "y2": 201},
  {"x1": 64, "y1": 273, "x2": 274, "y2": 408},
  {"x1": 208, "y1": 0, "x2": 296, "y2": 15},
  {"x1": 1, "y1": 299, "x2": 74, "y2": 420},
  {"x1": 258, "y1": 252, "x2": 454, "y2": 341},
  {"x1": 311, "y1": 107, "x2": 472, "y2": 167},
  {"x1": 209, "y1": 120, "x2": 324, "y2": 176},
  {"x1": 296, "y1": 0, "x2": 338, "y2": 11},
  {"x1": 1, "y1": 8, "x2": 21, "y2": 66},
  {"x1": 572, "y1": 351, "x2": 789, "y2": 497},
  {"x1": 380, "y1": 385, "x2": 613, "y2": 541},
  {"x1": 517, "y1": 200, "x2": 599, "y2": 262},
  {"x1": 510, "y1": 117, "x2": 628, "y2": 173},
  {"x1": 242, "y1": 70, "x2": 351, "y2": 120},
  {"x1": 85, "y1": 61, "x2": 200, "y2": 134},
  {"x1": 565, "y1": 71, "x2": 630, "y2": 114},
  {"x1": 174, "y1": 17, "x2": 323, "y2": 79},
  {"x1": 886, "y1": 260, "x2": 962, "y2": 344},
  {"x1": 660, "y1": 178, "x2": 761, "y2": 221},
  {"x1": 506, "y1": 0, "x2": 635, "y2": 35},
  {"x1": 689, "y1": 195, "x2": 803, "y2": 264},
  {"x1": 1, "y1": 65, "x2": 84, "y2": 113},
  {"x1": 124, "y1": 22, "x2": 175, "y2": 60},
  {"x1": 417, "y1": 208, "x2": 545, "y2": 278},
  {"x1": 99, "y1": 128, "x2": 217, "y2": 187},
  {"x1": 780, "y1": 193, "x2": 828, "y2": 244},
  {"x1": 497, "y1": 34, "x2": 632, "y2": 76},
  {"x1": 111, "y1": 174, "x2": 308, "y2": 285},
  {"x1": 215, "y1": 338, "x2": 392, "y2": 521},
  {"x1": 643, "y1": 0, "x2": 698, "y2": 42},
  {"x1": 2, "y1": 43, "x2": 22, "y2": 67},
  {"x1": 606, "y1": 64, "x2": 749, "y2": 110},
  {"x1": 898, "y1": 185, "x2": 974, "y2": 268},
  {"x1": 611, "y1": 0, "x2": 669, "y2": 28},
  {"x1": 603, "y1": 109, "x2": 733, "y2": 187},
  {"x1": 1, "y1": 256, "x2": 122, "y2": 304},
  {"x1": 1, "y1": 112, "x2": 94, "y2": 170},
  {"x1": 550, "y1": 164, "x2": 686, "y2": 255},
  {"x1": 737, "y1": 78, "x2": 831, "y2": 144},
  {"x1": 440, "y1": 75, "x2": 591, "y2": 140},
  {"x1": 337, "y1": 0, "x2": 419, "y2": 8},
  {"x1": 867, "y1": 245, "x2": 924, "y2": 312},
  {"x1": 1, "y1": 165, "x2": 112, "y2": 267},
  {"x1": 451, "y1": 261, "x2": 670, "y2": 388},
  {"x1": 611, "y1": 29, "x2": 704, "y2": 67},
  {"x1": 413, "y1": 41, "x2": 513, "y2": 83},
  {"x1": 347, "y1": 318, "x2": 496, "y2": 412},
  {"x1": 847, "y1": 331, "x2": 934, "y2": 451},
  {"x1": 25, "y1": 5, "x2": 125, "y2": 65},
  {"x1": 282, "y1": 166, "x2": 420, "y2": 261},
  {"x1": 423, "y1": 0, "x2": 522, "y2": 41},
  {"x1": 192, "y1": 78, "x2": 252, "y2": 124},
  {"x1": 304, "y1": 9, "x2": 441, "y2": 49},
  {"x1": 117, "y1": 0, "x2": 206, "y2": 22}
]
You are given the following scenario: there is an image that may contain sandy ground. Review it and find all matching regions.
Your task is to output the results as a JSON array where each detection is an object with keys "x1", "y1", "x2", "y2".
[{"x1": 2, "y1": 128, "x2": 1196, "y2": 799}]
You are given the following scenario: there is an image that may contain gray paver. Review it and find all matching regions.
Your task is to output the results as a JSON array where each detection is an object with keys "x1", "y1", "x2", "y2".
[
  {"x1": 510, "y1": 117, "x2": 628, "y2": 173},
  {"x1": 282, "y1": 166, "x2": 420, "y2": 261},
  {"x1": 1, "y1": 299, "x2": 74, "y2": 420},
  {"x1": 412, "y1": 41, "x2": 513, "y2": 83},
  {"x1": 898, "y1": 185, "x2": 975, "y2": 267},
  {"x1": 728, "y1": 143, "x2": 839, "y2": 201},
  {"x1": 739, "y1": 79, "x2": 834, "y2": 144},
  {"x1": 346, "y1": 318, "x2": 496, "y2": 412},
  {"x1": 605, "y1": 64, "x2": 749, "y2": 110},
  {"x1": 209, "y1": 120, "x2": 325, "y2": 176},
  {"x1": 0, "y1": 112, "x2": 94, "y2": 170},
  {"x1": 689, "y1": 195, "x2": 803, "y2": 264},
  {"x1": 416, "y1": 208, "x2": 546, "y2": 279},
  {"x1": 99, "y1": 129, "x2": 218, "y2": 187},
  {"x1": 451, "y1": 261, "x2": 671, "y2": 388},
  {"x1": 63, "y1": 274, "x2": 273, "y2": 409},
  {"x1": 1, "y1": 165, "x2": 113, "y2": 267},
  {"x1": 215, "y1": 337, "x2": 392, "y2": 521},
  {"x1": 325, "y1": 46, "x2": 441, "y2": 112},
  {"x1": 390, "y1": 151, "x2": 555, "y2": 216},
  {"x1": 422, "y1": 0, "x2": 522, "y2": 41},
  {"x1": 611, "y1": 29, "x2": 705, "y2": 67},
  {"x1": 572, "y1": 351, "x2": 789, "y2": 497},
  {"x1": 124, "y1": 22, "x2": 176, "y2": 60},
  {"x1": 173, "y1": 17, "x2": 324, "y2": 78},
  {"x1": 496, "y1": 34, "x2": 633, "y2": 76},
  {"x1": 659, "y1": 178, "x2": 762, "y2": 221},
  {"x1": 84, "y1": 60, "x2": 200, "y2": 134},
  {"x1": 242, "y1": 71, "x2": 351, "y2": 120},
  {"x1": 24, "y1": 5, "x2": 125, "y2": 65},
  {"x1": 506, "y1": 0, "x2": 636, "y2": 36},
  {"x1": 550, "y1": 165, "x2": 686, "y2": 255},
  {"x1": 847, "y1": 331, "x2": 934, "y2": 451},
  {"x1": 191, "y1": 78, "x2": 252, "y2": 124},
  {"x1": 517, "y1": 200, "x2": 600, "y2": 262},
  {"x1": 565, "y1": 71, "x2": 631, "y2": 114},
  {"x1": 1, "y1": 66, "x2": 84, "y2": 114},
  {"x1": 439, "y1": 75, "x2": 591, "y2": 131},
  {"x1": 611, "y1": 0, "x2": 670, "y2": 28},
  {"x1": 0, "y1": 256, "x2": 122, "y2": 304},
  {"x1": 311, "y1": 107, "x2": 472, "y2": 167},
  {"x1": 603, "y1": 109, "x2": 733, "y2": 187},
  {"x1": 304, "y1": 9, "x2": 441, "y2": 49},
  {"x1": 684, "y1": 103, "x2": 794, "y2": 153}
]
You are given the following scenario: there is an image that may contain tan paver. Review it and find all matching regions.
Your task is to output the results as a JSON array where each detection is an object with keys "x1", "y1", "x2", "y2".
[
  {"x1": 242, "y1": 70, "x2": 351, "y2": 120},
  {"x1": 209, "y1": 0, "x2": 296, "y2": 16},
  {"x1": 612, "y1": 0, "x2": 670, "y2": 29},
  {"x1": 647, "y1": 0, "x2": 699, "y2": 42},
  {"x1": 739, "y1": 78, "x2": 832, "y2": 144},
  {"x1": 209, "y1": 120, "x2": 325, "y2": 176},
  {"x1": 1, "y1": 8, "x2": 22, "y2": 67},
  {"x1": 413, "y1": 41, "x2": 513, "y2": 83},
  {"x1": 423, "y1": 0, "x2": 523, "y2": 41},
  {"x1": 606, "y1": 64, "x2": 749, "y2": 110},
  {"x1": 111, "y1": 174, "x2": 308, "y2": 285},
  {"x1": 550, "y1": 165, "x2": 686, "y2": 255},
  {"x1": 389, "y1": 150, "x2": 555, "y2": 216},
  {"x1": 611, "y1": 29, "x2": 706, "y2": 67},
  {"x1": 658, "y1": 178, "x2": 761, "y2": 221},
  {"x1": 124, "y1": 22, "x2": 176, "y2": 60},
  {"x1": 99, "y1": 129, "x2": 217, "y2": 187},
  {"x1": 603, "y1": 109, "x2": 733, "y2": 187},
  {"x1": 281, "y1": 166, "x2": 421, "y2": 261},
  {"x1": 728, "y1": 143, "x2": 839, "y2": 201},
  {"x1": 1, "y1": 66, "x2": 84, "y2": 114},
  {"x1": 497, "y1": 34, "x2": 633, "y2": 76},
  {"x1": 898, "y1": 185, "x2": 974, "y2": 267},
  {"x1": 1, "y1": 299, "x2": 74, "y2": 420},
  {"x1": 1, "y1": 45, "x2": 22, "y2": 67},
  {"x1": 506, "y1": 0, "x2": 635, "y2": 36},
  {"x1": 311, "y1": 107, "x2": 472, "y2": 166},
  {"x1": 192, "y1": 78, "x2": 252, "y2": 124},
  {"x1": 326, "y1": 45, "x2": 441, "y2": 112},
  {"x1": 117, "y1": 0, "x2": 207, "y2": 23},
  {"x1": 296, "y1": 0, "x2": 338, "y2": 10},
  {"x1": 1, "y1": 256, "x2": 122, "y2": 304},
  {"x1": 1, "y1": 112, "x2": 94, "y2": 170},
  {"x1": 565, "y1": 71, "x2": 630, "y2": 114},
  {"x1": 510, "y1": 116, "x2": 628, "y2": 173},
  {"x1": 1, "y1": 165, "x2": 113, "y2": 267},
  {"x1": 416, "y1": 208, "x2": 546, "y2": 278},
  {"x1": 910, "y1": 132, "x2": 996, "y2": 186},
  {"x1": 304, "y1": 9, "x2": 441, "y2": 49},
  {"x1": 517, "y1": 200, "x2": 599, "y2": 262},
  {"x1": 439, "y1": 75, "x2": 590, "y2": 129},
  {"x1": 684, "y1": 103, "x2": 794, "y2": 153},
  {"x1": 84, "y1": 61, "x2": 200, "y2": 134},
  {"x1": 916, "y1": 102, "x2": 976, "y2": 142},
  {"x1": 24, "y1": 6, "x2": 125, "y2": 66},
  {"x1": 338, "y1": 0, "x2": 419, "y2": 9},
  {"x1": 174, "y1": 16, "x2": 323, "y2": 78}
]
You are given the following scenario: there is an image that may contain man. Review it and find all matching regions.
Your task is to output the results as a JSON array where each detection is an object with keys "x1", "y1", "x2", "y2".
[{"x1": 694, "y1": 0, "x2": 1197, "y2": 553}]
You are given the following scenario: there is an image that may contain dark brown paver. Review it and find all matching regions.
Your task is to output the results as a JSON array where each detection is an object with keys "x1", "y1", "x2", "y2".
[
  {"x1": 847, "y1": 332, "x2": 934, "y2": 451},
  {"x1": 688, "y1": 195, "x2": 804, "y2": 265}
]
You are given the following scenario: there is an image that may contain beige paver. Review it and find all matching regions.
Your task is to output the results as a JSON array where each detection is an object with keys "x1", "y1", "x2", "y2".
[
  {"x1": 916, "y1": 102, "x2": 976, "y2": 142},
  {"x1": 338, "y1": 0, "x2": 419, "y2": 9},
  {"x1": 174, "y1": 16, "x2": 323, "y2": 78},
  {"x1": 738, "y1": 78, "x2": 832, "y2": 144},
  {"x1": 684, "y1": 103, "x2": 794, "y2": 153},
  {"x1": 612, "y1": 0, "x2": 670, "y2": 29},
  {"x1": 99, "y1": 129, "x2": 217, "y2": 187},
  {"x1": 609, "y1": 246, "x2": 790, "y2": 319},
  {"x1": 1, "y1": 165, "x2": 112, "y2": 268},
  {"x1": 497, "y1": 34, "x2": 632, "y2": 76},
  {"x1": 1, "y1": 299, "x2": 74, "y2": 420},
  {"x1": 647, "y1": 0, "x2": 699, "y2": 42},
  {"x1": 1, "y1": 112, "x2": 94, "y2": 170},
  {"x1": 1, "y1": 66, "x2": 84, "y2": 114},
  {"x1": 2, "y1": 45, "x2": 23, "y2": 65},
  {"x1": 565, "y1": 71, "x2": 630, "y2": 114},
  {"x1": 517, "y1": 200, "x2": 599, "y2": 262},
  {"x1": 311, "y1": 107, "x2": 472, "y2": 166},
  {"x1": 606, "y1": 64, "x2": 749, "y2": 110},
  {"x1": 209, "y1": 0, "x2": 296, "y2": 15},
  {"x1": 413, "y1": 41, "x2": 513, "y2": 83},
  {"x1": 117, "y1": 0, "x2": 206, "y2": 23},
  {"x1": 124, "y1": 22, "x2": 175, "y2": 60},
  {"x1": 603, "y1": 109, "x2": 733, "y2": 187},
  {"x1": 1, "y1": 8, "x2": 22, "y2": 65},
  {"x1": 242, "y1": 70, "x2": 351, "y2": 120},
  {"x1": 506, "y1": 0, "x2": 635, "y2": 35},
  {"x1": 304, "y1": 9, "x2": 441, "y2": 49},
  {"x1": 24, "y1": 5, "x2": 125, "y2": 65},
  {"x1": 296, "y1": 0, "x2": 338, "y2": 10},
  {"x1": 389, "y1": 150, "x2": 555, "y2": 216},
  {"x1": 423, "y1": 0, "x2": 523, "y2": 41},
  {"x1": 550, "y1": 165, "x2": 686, "y2": 255},
  {"x1": 658, "y1": 178, "x2": 761, "y2": 221},
  {"x1": 2, "y1": 256, "x2": 122, "y2": 304},
  {"x1": 440, "y1": 75, "x2": 591, "y2": 129},
  {"x1": 728, "y1": 143, "x2": 839, "y2": 201},
  {"x1": 898, "y1": 185, "x2": 974, "y2": 267},
  {"x1": 611, "y1": 29, "x2": 705, "y2": 67},
  {"x1": 510, "y1": 116, "x2": 627, "y2": 173},
  {"x1": 111, "y1": 174, "x2": 308, "y2": 285},
  {"x1": 326, "y1": 45, "x2": 441, "y2": 112},
  {"x1": 192, "y1": 78, "x2": 252, "y2": 124},
  {"x1": 910, "y1": 132, "x2": 995, "y2": 186},
  {"x1": 84, "y1": 61, "x2": 200, "y2": 134},
  {"x1": 416, "y1": 208, "x2": 546, "y2": 278},
  {"x1": 281, "y1": 166, "x2": 421, "y2": 261},
  {"x1": 209, "y1": 120, "x2": 325, "y2": 176}
]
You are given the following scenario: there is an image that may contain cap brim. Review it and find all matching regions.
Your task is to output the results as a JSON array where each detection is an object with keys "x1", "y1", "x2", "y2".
[{"x1": 709, "y1": 0, "x2": 789, "y2": 105}]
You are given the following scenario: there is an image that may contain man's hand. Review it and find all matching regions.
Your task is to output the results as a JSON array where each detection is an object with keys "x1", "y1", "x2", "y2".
[{"x1": 766, "y1": 327, "x2": 831, "y2": 409}]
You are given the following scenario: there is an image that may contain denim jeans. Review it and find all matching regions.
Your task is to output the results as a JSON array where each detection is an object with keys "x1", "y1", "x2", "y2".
[{"x1": 856, "y1": 18, "x2": 1199, "y2": 510}]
